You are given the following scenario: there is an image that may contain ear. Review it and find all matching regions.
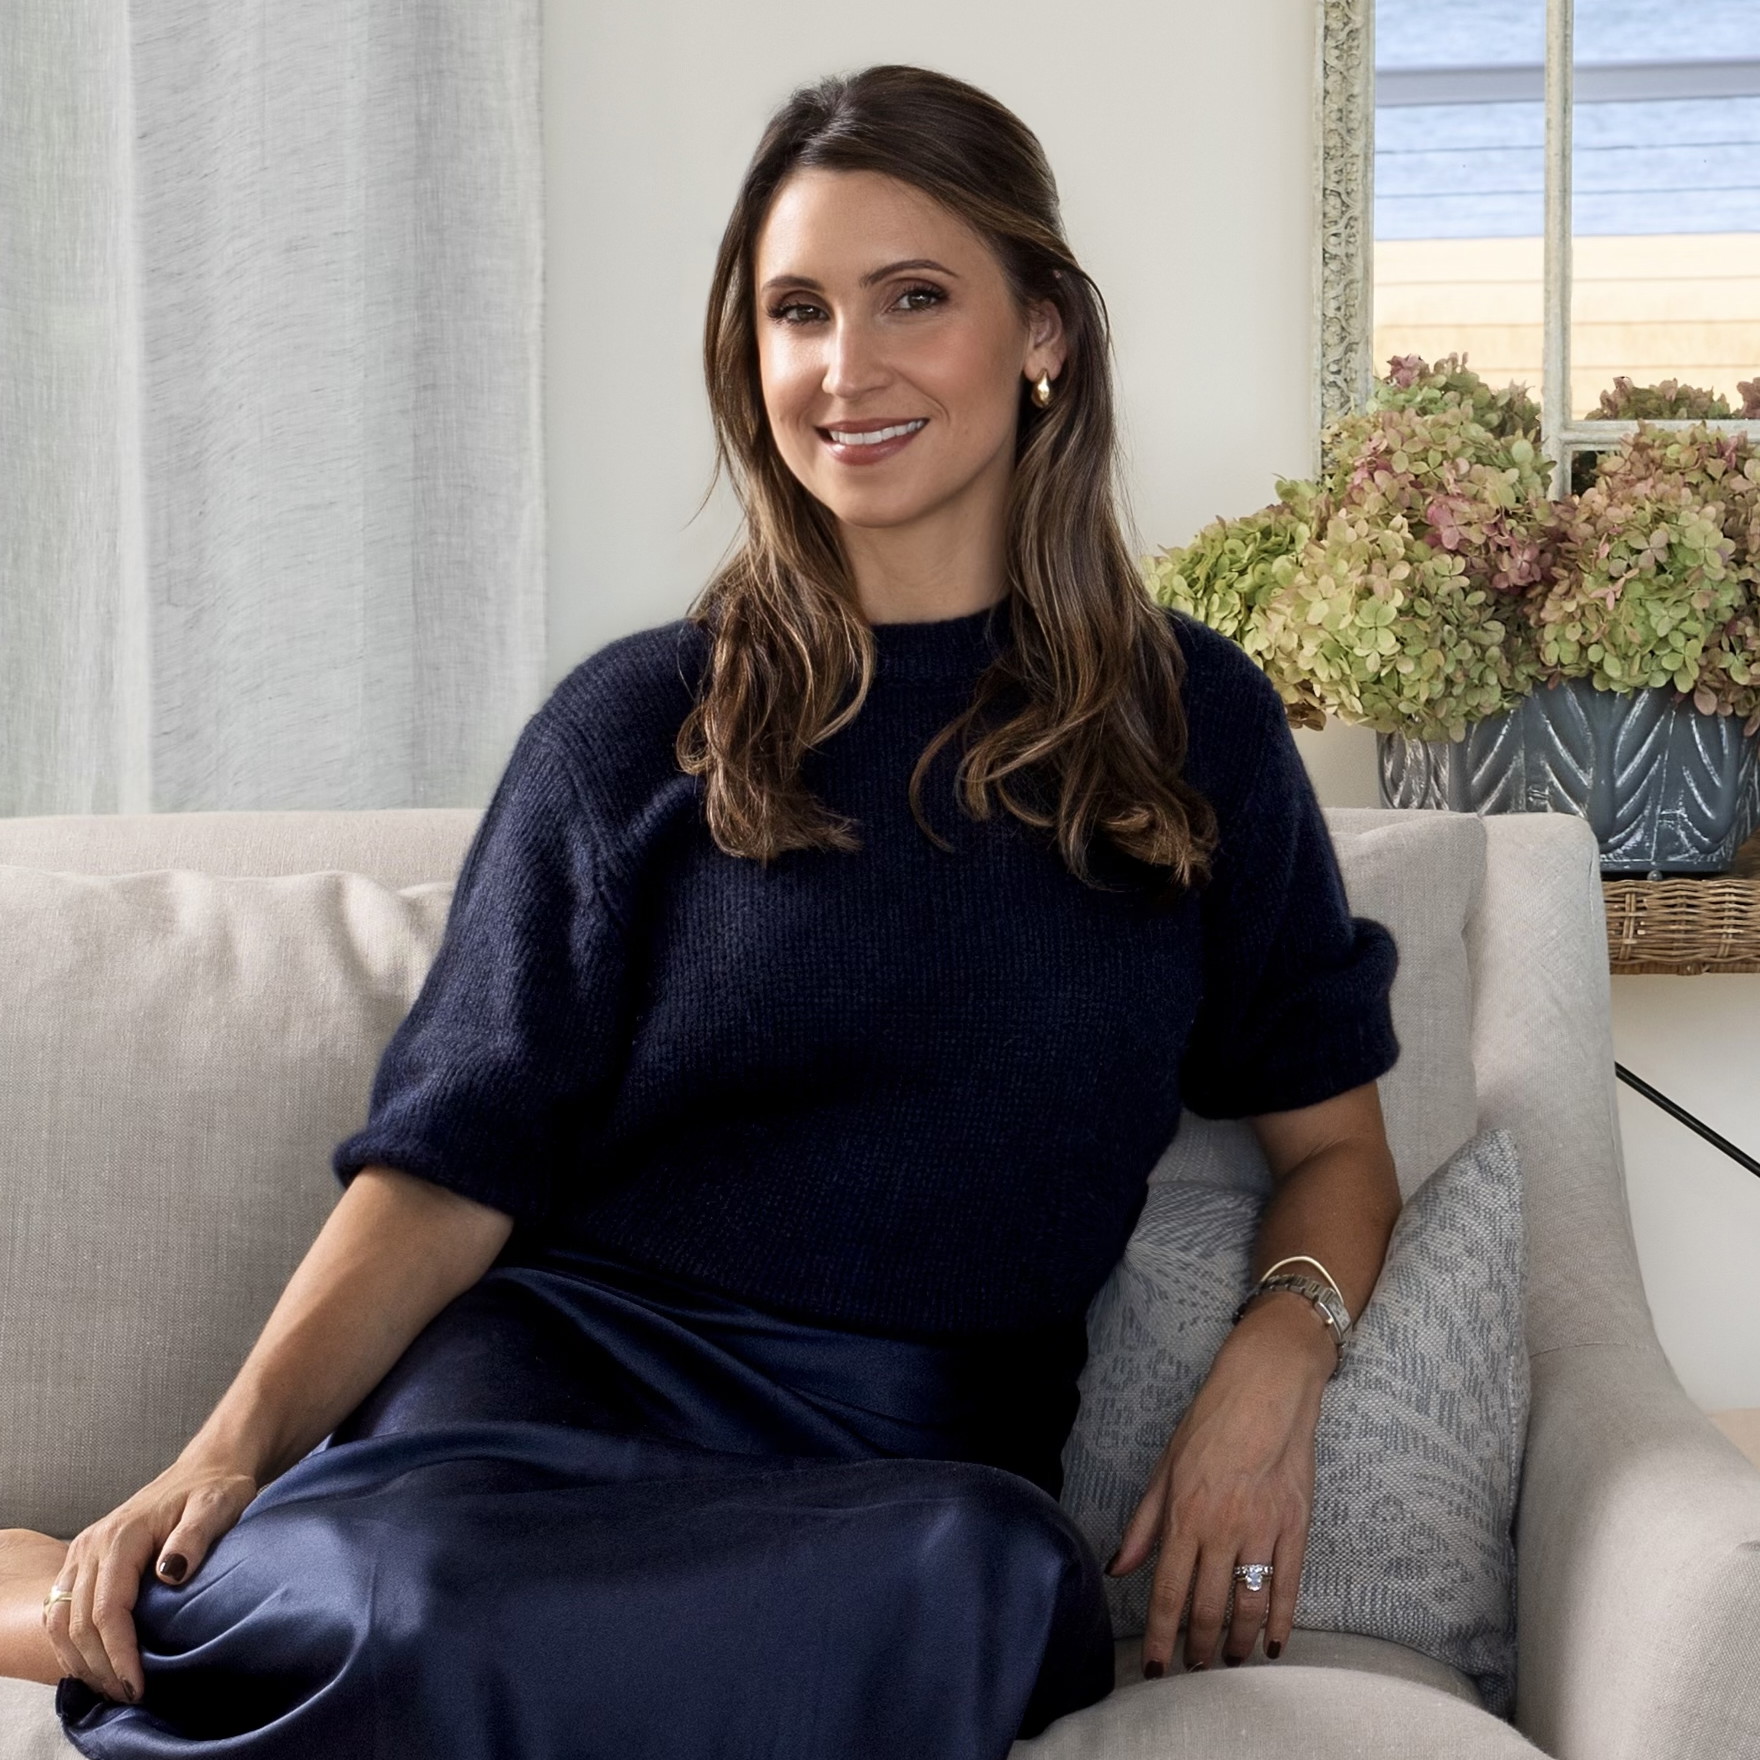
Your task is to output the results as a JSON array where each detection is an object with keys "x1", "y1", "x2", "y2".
[{"x1": 1023, "y1": 295, "x2": 1068, "y2": 386}]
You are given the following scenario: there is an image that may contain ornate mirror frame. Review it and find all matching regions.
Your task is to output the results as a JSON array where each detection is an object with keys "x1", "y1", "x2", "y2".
[{"x1": 1313, "y1": 0, "x2": 1375, "y2": 450}]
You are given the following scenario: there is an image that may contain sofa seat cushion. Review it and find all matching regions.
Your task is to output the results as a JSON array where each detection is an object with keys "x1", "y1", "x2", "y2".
[
  {"x1": 1008, "y1": 1664, "x2": 1544, "y2": 1757},
  {"x1": 0, "y1": 1657, "x2": 1528, "y2": 1760},
  {"x1": 1110, "y1": 1626, "x2": 1480, "y2": 1702},
  {"x1": 0, "y1": 1678, "x2": 73, "y2": 1759}
]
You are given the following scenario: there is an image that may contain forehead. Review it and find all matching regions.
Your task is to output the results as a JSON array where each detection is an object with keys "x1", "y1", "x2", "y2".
[{"x1": 754, "y1": 168, "x2": 992, "y2": 281}]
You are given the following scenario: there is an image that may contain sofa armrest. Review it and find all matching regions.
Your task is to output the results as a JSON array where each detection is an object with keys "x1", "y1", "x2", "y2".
[{"x1": 1515, "y1": 1343, "x2": 1760, "y2": 1758}]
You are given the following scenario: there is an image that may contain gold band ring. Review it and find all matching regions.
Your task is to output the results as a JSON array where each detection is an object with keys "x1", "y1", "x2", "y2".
[{"x1": 43, "y1": 1585, "x2": 74, "y2": 1612}]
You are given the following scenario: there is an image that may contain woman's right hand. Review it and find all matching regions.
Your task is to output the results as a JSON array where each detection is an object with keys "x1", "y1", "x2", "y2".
[{"x1": 41, "y1": 1454, "x2": 258, "y2": 1705}]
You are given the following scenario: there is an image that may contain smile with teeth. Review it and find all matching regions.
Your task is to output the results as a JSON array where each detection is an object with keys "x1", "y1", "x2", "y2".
[{"x1": 824, "y1": 420, "x2": 927, "y2": 446}]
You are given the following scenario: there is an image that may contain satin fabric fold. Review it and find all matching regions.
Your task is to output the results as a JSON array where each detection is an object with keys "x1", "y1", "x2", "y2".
[{"x1": 59, "y1": 1247, "x2": 1115, "y2": 1758}]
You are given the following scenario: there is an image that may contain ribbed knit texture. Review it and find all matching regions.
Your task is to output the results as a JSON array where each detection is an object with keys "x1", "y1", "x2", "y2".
[{"x1": 333, "y1": 599, "x2": 1399, "y2": 1338}]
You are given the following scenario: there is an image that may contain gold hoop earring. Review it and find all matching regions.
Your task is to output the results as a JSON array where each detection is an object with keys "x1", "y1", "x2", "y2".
[{"x1": 1031, "y1": 371, "x2": 1053, "y2": 408}]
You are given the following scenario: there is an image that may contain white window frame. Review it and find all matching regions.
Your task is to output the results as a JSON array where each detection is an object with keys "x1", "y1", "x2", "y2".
[{"x1": 1314, "y1": 0, "x2": 1760, "y2": 495}]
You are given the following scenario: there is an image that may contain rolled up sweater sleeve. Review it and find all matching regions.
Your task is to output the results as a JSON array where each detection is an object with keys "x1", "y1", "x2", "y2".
[
  {"x1": 331, "y1": 718, "x2": 633, "y2": 1227},
  {"x1": 1177, "y1": 668, "x2": 1400, "y2": 1122}
]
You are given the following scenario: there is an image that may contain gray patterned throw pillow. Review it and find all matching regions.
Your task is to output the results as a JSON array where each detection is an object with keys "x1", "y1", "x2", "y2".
[{"x1": 1059, "y1": 1127, "x2": 1529, "y2": 1715}]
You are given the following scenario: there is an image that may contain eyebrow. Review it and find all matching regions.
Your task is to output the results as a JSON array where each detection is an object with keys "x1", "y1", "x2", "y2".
[{"x1": 758, "y1": 258, "x2": 961, "y2": 295}]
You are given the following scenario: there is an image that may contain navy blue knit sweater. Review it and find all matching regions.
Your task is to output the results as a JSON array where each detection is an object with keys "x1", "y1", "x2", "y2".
[{"x1": 333, "y1": 598, "x2": 1399, "y2": 1339}]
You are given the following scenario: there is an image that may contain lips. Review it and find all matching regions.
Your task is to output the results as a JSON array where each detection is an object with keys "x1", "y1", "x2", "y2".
[{"x1": 816, "y1": 417, "x2": 928, "y2": 466}]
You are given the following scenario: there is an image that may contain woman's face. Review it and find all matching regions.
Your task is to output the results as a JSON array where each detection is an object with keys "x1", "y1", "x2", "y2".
[{"x1": 752, "y1": 168, "x2": 1064, "y2": 542}]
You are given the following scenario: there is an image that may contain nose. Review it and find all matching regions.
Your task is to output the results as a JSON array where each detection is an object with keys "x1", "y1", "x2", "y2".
[{"x1": 820, "y1": 314, "x2": 890, "y2": 401}]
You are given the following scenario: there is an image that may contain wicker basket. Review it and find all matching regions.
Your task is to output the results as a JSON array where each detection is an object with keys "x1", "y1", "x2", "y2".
[{"x1": 1604, "y1": 830, "x2": 1760, "y2": 974}]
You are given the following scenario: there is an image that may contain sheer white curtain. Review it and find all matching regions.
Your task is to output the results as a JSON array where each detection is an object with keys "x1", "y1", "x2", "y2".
[{"x1": 0, "y1": 0, "x2": 543, "y2": 814}]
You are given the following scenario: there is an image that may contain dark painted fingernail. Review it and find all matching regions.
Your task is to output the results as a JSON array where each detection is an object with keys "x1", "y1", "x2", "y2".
[
  {"x1": 158, "y1": 1554, "x2": 186, "y2": 1583},
  {"x1": 1267, "y1": 1640, "x2": 1282, "y2": 1660},
  {"x1": 1142, "y1": 1659, "x2": 1163, "y2": 1680},
  {"x1": 1225, "y1": 1654, "x2": 1242, "y2": 1667}
]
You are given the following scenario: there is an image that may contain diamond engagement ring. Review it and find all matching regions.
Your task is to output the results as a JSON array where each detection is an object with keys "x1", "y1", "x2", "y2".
[{"x1": 1232, "y1": 1563, "x2": 1274, "y2": 1593}]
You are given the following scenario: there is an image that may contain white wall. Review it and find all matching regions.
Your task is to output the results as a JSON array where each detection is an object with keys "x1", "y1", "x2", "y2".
[
  {"x1": 542, "y1": 0, "x2": 1321, "y2": 676},
  {"x1": 541, "y1": 0, "x2": 1760, "y2": 1416},
  {"x1": 1609, "y1": 977, "x2": 1760, "y2": 1413}
]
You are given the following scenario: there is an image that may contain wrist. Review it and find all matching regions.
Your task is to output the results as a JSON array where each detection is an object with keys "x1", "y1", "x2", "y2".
[
  {"x1": 177, "y1": 1399, "x2": 283, "y2": 1486},
  {"x1": 1230, "y1": 1288, "x2": 1340, "y2": 1381}
]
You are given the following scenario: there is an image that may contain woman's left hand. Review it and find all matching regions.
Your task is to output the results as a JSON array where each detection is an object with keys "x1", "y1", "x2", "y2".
[{"x1": 1105, "y1": 1292, "x2": 1335, "y2": 1675}]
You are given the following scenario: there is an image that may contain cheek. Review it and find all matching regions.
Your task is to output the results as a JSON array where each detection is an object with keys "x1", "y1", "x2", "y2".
[
  {"x1": 757, "y1": 342, "x2": 820, "y2": 459},
  {"x1": 936, "y1": 336, "x2": 1027, "y2": 447},
  {"x1": 920, "y1": 326, "x2": 1022, "y2": 435}
]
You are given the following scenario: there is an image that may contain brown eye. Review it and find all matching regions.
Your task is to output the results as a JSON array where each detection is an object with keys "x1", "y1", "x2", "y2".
[{"x1": 897, "y1": 284, "x2": 946, "y2": 312}]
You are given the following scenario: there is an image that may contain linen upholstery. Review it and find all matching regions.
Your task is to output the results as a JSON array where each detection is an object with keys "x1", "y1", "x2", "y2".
[
  {"x1": 0, "y1": 811, "x2": 481, "y2": 890},
  {"x1": 1010, "y1": 1665, "x2": 1546, "y2": 1758},
  {"x1": 0, "y1": 864, "x2": 450, "y2": 1537},
  {"x1": 1465, "y1": 813, "x2": 1760, "y2": 1758},
  {"x1": 1061, "y1": 1131, "x2": 1528, "y2": 1711},
  {"x1": 1150, "y1": 808, "x2": 1483, "y2": 1202},
  {"x1": 1108, "y1": 1628, "x2": 1481, "y2": 1703},
  {"x1": 1, "y1": 805, "x2": 1757, "y2": 1760},
  {"x1": 0, "y1": 1684, "x2": 66, "y2": 1760}
]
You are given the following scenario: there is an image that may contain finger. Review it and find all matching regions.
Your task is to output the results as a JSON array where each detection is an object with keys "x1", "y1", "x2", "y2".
[
  {"x1": 156, "y1": 1504, "x2": 215, "y2": 1587},
  {"x1": 64, "y1": 1554, "x2": 131, "y2": 1703},
  {"x1": 1265, "y1": 1523, "x2": 1308, "y2": 1660},
  {"x1": 1107, "y1": 1467, "x2": 1168, "y2": 1578},
  {"x1": 1182, "y1": 1544, "x2": 1235, "y2": 1672},
  {"x1": 158, "y1": 1476, "x2": 254, "y2": 1587},
  {"x1": 1139, "y1": 1522, "x2": 1197, "y2": 1679},
  {"x1": 41, "y1": 1566, "x2": 86, "y2": 1684},
  {"x1": 92, "y1": 1538, "x2": 148, "y2": 1703},
  {"x1": 1222, "y1": 1546, "x2": 1276, "y2": 1665}
]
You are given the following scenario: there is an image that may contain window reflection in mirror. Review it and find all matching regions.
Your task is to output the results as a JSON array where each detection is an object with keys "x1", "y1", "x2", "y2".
[
  {"x1": 1370, "y1": 0, "x2": 1760, "y2": 422},
  {"x1": 1569, "y1": 0, "x2": 1760, "y2": 419},
  {"x1": 1372, "y1": 0, "x2": 1547, "y2": 404}
]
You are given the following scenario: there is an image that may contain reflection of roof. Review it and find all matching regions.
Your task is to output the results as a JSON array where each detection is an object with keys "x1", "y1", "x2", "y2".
[
  {"x1": 1375, "y1": 80, "x2": 1760, "y2": 238},
  {"x1": 1379, "y1": 61, "x2": 1760, "y2": 106}
]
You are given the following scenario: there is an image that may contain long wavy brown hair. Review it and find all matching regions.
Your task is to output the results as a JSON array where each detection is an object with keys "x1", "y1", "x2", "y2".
[{"x1": 678, "y1": 64, "x2": 1218, "y2": 899}]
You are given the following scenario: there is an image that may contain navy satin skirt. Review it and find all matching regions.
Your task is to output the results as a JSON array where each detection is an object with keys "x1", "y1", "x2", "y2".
[{"x1": 58, "y1": 1245, "x2": 1116, "y2": 1758}]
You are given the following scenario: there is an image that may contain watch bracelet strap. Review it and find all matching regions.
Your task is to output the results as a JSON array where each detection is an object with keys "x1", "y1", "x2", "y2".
[{"x1": 1233, "y1": 1271, "x2": 1352, "y2": 1361}]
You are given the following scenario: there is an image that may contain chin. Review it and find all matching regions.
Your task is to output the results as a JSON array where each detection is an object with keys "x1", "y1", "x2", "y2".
[
  {"x1": 823, "y1": 499, "x2": 935, "y2": 532},
  {"x1": 809, "y1": 482, "x2": 938, "y2": 531}
]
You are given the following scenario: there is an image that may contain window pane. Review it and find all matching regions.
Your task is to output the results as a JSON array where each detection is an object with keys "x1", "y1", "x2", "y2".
[
  {"x1": 1571, "y1": 0, "x2": 1760, "y2": 416},
  {"x1": 1374, "y1": 0, "x2": 1547, "y2": 405}
]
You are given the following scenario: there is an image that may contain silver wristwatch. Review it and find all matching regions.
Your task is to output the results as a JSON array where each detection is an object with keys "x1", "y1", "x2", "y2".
[{"x1": 1233, "y1": 1272, "x2": 1352, "y2": 1361}]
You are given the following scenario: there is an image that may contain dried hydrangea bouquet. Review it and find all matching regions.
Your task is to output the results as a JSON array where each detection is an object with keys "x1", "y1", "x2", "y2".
[{"x1": 1147, "y1": 356, "x2": 1760, "y2": 874}]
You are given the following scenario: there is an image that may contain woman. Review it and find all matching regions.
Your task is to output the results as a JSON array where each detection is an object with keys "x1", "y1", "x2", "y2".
[{"x1": 1, "y1": 64, "x2": 1402, "y2": 1757}]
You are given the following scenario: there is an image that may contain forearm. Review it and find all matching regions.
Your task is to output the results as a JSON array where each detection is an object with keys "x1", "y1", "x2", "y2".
[
  {"x1": 178, "y1": 1166, "x2": 513, "y2": 1485},
  {"x1": 1247, "y1": 1136, "x2": 1400, "y2": 1321},
  {"x1": 1229, "y1": 1126, "x2": 1401, "y2": 1379}
]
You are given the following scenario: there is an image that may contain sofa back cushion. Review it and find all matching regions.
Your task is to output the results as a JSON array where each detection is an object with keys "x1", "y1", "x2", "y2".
[
  {"x1": 0, "y1": 865, "x2": 448, "y2": 1537},
  {"x1": 1154, "y1": 809, "x2": 1485, "y2": 1199}
]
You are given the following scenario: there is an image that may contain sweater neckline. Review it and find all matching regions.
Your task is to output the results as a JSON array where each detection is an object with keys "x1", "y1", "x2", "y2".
[{"x1": 867, "y1": 595, "x2": 1013, "y2": 686}]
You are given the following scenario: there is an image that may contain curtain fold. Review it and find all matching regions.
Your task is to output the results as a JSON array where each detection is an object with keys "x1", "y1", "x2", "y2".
[{"x1": 1, "y1": 0, "x2": 544, "y2": 814}]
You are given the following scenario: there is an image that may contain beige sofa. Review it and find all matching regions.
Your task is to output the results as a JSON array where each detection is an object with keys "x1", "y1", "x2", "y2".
[{"x1": 2, "y1": 804, "x2": 1757, "y2": 1758}]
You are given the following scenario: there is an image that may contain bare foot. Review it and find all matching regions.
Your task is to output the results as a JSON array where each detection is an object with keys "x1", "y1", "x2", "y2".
[{"x1": 0, "y1": 1529, "x2": 70, "y2": 1686}]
